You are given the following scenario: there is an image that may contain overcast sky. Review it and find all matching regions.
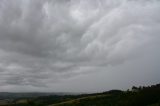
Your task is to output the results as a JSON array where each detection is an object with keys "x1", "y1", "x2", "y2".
[{"x1": 0, "y1": 0, "x2": 160, "y2": 92}]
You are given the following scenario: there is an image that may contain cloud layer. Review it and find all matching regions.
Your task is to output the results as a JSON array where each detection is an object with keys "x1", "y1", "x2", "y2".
[{"x1": 0, "y1": 0, "x2": 160, "y2": 92}]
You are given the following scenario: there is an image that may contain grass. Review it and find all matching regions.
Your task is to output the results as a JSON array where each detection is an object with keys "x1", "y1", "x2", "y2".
[{"x1": 49, "y1": 94, "x2": 110, "y2": 106}]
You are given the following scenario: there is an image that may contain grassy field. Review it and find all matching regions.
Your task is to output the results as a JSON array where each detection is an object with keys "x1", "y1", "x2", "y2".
[{"x1": 49, "y1": 94, "x2": 110, "y2": 106}]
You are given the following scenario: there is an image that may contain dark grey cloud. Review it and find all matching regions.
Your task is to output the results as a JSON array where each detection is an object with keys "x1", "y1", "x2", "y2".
[{"x1": 0, "y1": 0, "x2": 160, "y2": 92}]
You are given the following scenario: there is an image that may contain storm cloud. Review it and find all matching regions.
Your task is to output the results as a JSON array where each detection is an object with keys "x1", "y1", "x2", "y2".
[{"x1": 0, "y1": 0, "x2": 160, "y2": 92}]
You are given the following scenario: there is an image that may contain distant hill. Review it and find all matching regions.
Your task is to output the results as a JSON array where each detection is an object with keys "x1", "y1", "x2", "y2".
[
  {"x1": 0, "y1": 92, "x2": 77, "y2": 99},
  {"x1": 0, "y1": 83, "x2": 160, "y2": 106}
]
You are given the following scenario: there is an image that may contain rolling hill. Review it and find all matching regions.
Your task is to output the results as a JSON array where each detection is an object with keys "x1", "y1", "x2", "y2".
[{"x1": 0, "y1": 84, "x2": 160, "y2": 106}]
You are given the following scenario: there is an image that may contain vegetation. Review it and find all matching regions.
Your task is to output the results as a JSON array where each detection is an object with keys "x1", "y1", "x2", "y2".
[{"x1": 0, "y1": 83, "x2": 160, "y2": 106}]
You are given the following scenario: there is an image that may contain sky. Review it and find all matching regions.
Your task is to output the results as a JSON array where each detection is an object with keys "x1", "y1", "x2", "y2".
[{"x1": 0, "y1": 0, "x2": 160, "y2": 92}]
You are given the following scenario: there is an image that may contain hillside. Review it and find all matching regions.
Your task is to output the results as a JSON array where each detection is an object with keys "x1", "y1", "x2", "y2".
[
  {"x1": 49, "y1": 84, "x2": 160, "y2": 106},
  {"x1": 0, "y1": 84, "x2": 160, "y2": 106}
]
